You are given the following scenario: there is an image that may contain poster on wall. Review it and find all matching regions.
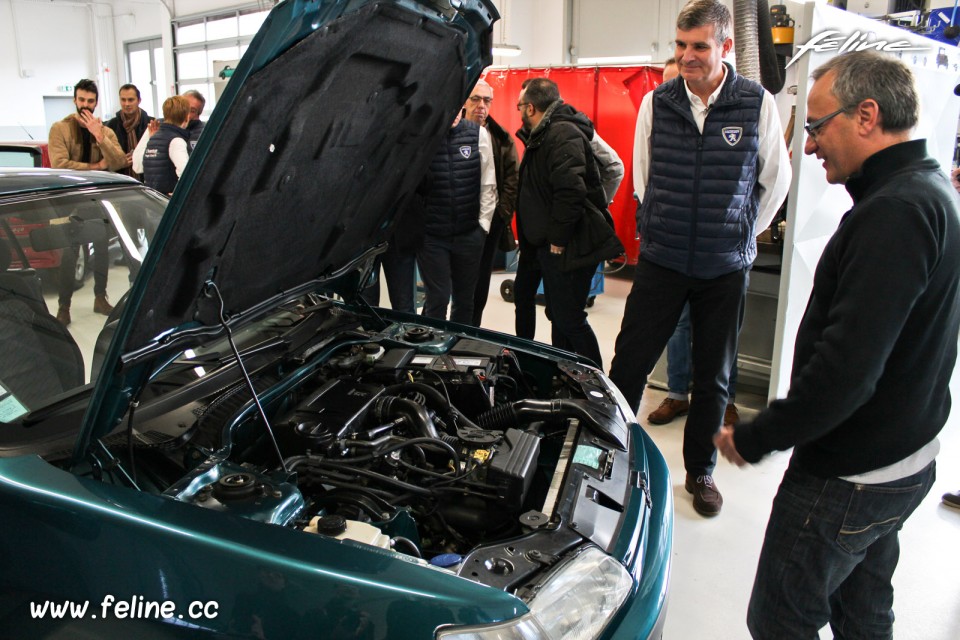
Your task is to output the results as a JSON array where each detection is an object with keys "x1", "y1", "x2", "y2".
[{"x1": 213, "y1": 59, "x2": 241, "y2": 103}]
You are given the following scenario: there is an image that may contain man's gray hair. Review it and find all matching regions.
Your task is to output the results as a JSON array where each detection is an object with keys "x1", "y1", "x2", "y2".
[
  {"x1": 812, "y1": 51, "x2": 919, "y2": 133},
  {"x1": 183, "y1": 89, "x2": 206, "y2": 111},
  {"x1": 676, "y1": 0, "x2": 731, "y2": 45}
]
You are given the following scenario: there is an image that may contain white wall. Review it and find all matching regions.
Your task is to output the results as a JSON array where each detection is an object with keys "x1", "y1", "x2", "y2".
[{"x1": 0, "y1": 0, "x2": 164, "y2": 141}]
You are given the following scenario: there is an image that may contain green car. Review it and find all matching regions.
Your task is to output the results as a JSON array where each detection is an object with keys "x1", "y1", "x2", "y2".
[{"x1": 0, "y1": 1, "x2": 672, "y2": 638}]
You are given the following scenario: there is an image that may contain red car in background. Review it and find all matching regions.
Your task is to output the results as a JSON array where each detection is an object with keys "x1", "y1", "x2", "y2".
[
  {"x1": 1, "y1": 142, "x2": 101, "y2": 287},
  {"x1": 0, "y1": 142, "x2": 50, "y2": 169}
]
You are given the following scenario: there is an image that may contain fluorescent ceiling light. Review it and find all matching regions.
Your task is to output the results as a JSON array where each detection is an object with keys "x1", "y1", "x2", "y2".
[
  {"x1": 492, "y1": 43, "x2": 522, "y2": 57},
  {"x1": 577, "y1": 55, "x2": 653, "y2": 65}
]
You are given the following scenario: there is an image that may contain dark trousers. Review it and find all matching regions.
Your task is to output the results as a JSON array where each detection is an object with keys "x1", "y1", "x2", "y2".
[
  {"x1": 513, "y1": 246, "x2": 541, "y2": 340},
  {"x1": 747, "y1": 462, "x2": 935, "y2": 639},
  {"x1": 417, "y1": 227, "x2": 485, "y2": 324},
  {"x1": 471, "y1": 214, "x2": 506, "y2": 326},
  {"x1": 58, "y1": 239, "x2": 109, "y2": 308},
  {"x1": 361, "y1": 244, "x2": 417, "y2": 313},
  {"x1": 537, "y1": 246, "x2": 602, "y2": 368},
  {"x1": 609, "y1": 258, "x2": 748, "y2": 475}
]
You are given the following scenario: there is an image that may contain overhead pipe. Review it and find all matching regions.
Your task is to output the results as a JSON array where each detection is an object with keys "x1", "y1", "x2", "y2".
[
  {"x1": 734, "y1": 0, "x2": 786, "y2": 94},
  {"x1": 734, "y1": 0, "x2": 761, "y2": 82}
]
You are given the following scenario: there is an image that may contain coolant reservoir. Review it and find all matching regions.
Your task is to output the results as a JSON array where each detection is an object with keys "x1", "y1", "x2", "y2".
[{"x1": 304, "y1": 515, "x2": 391, "y2": 550}]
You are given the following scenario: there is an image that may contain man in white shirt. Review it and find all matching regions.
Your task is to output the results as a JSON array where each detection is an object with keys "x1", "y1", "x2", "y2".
[
  {"x1": 609, "y1": 0, "x2": 791, "y2": 517},
  {"x1": 416, "y1": 110, "x2": 497, "y2": 323}
]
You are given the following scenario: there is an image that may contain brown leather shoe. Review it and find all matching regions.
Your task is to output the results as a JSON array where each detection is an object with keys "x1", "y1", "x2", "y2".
[
  {"x1": 93, "y1": 295, "x2": 114, "y2": 315},
  {"x1": 56, "y1": 305, "x2": 71, "y2": 326},
  {"x1": 685, "y1": 473, "x2": 723, "y2": 517},
  {"x1": 647, "y1": 398, "x2": 689, "y2": 425},
  {"x1": 723, "y1": 403, "x2": 740, "y2": 426}
]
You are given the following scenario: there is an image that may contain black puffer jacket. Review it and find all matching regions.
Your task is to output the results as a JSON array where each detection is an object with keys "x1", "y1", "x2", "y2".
[{"x1": 516, "y1": 102, "x2": 610, "y2": 253}]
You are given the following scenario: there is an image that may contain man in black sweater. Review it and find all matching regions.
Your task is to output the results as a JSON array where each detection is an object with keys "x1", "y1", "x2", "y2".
[{"x1": 715, "y1": 51, "x2": 960, "y2": 638}]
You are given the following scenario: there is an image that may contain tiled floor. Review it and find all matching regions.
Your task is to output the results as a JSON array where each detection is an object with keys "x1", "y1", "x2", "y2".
[{"x1": 471, "y1": 270, "x2": 960, "y2": 640}]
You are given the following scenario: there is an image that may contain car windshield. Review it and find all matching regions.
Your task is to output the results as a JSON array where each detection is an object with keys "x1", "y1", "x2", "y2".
[{"x1": 0, "y1": 185, "x2": 168, "y2": 421}]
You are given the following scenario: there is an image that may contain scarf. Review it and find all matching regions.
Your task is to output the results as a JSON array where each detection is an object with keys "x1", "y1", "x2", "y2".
[
  {"x1": 120, "y1": 109, "x2": 142, "y2": 177},
  {"x1": 120, "y1": 109, "x2": 142, "y2": 150}
]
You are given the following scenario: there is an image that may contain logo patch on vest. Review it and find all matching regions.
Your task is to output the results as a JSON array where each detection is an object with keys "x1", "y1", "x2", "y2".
[
  {"x1": 721, "y1": 127, "x2": 743, "y2": 146},
  {"x1": 459, "y1": 146, "x2": 472, "y2": 159}
]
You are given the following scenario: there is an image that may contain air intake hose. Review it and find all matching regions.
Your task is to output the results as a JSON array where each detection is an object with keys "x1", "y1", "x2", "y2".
[{"x1": 476, "y1": 399, "x2": 626, "y2": 451}]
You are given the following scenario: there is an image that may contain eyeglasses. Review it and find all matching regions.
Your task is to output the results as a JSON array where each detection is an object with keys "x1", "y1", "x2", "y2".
[
  {"x1": 468, "y1": 95, "x2": 493, "y2": 105},
  {"x1": 804, "y1": 107, "x2": 848, "y2": 140},
  {"x1": 516, "y1": 102, "x2": 530, "y2": 111}
]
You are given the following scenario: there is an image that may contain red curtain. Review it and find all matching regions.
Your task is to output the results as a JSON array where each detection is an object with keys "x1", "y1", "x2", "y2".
[{"x1": 482, "y1": 66, "x2": 662, "y2": 264}]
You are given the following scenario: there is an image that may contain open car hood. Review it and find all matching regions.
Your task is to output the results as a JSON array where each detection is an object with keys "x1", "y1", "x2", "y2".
[{"x1": 76, "y1": 0, "x2": 496, "y2": 458}]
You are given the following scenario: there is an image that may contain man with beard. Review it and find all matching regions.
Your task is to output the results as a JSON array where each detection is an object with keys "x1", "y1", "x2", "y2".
[
  {"x1": 105, "y1": 83, "x2": 154, "y2": 179},
  {"x1": 464, "y1": 79, "x2": 519, "y2": 327},
  {"x1": 515, "y1": 77, "x2": 618, "y2": 367},
  {"x1": 47, "y1": 79, "x2": 126, "y2": 325}
]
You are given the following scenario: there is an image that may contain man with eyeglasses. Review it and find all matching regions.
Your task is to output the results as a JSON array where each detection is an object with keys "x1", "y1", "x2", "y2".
[
  {"x1": 714, "y1": 50, "x2": 959, "y2": 638},
  {"x1": 609, "y1": 0, "x2": 790, "y2": 518},
  {"x1": 464, "y1": 80, "x2": 520, "y2": 327}
]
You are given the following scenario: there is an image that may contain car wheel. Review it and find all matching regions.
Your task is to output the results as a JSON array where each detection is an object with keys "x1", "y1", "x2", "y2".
[
  {"x1": 73, "y1": 245, "x2": 89, "y2": 290},
  {"x1": 500, "y1": 279, "x2": 515, "y2": 303}
]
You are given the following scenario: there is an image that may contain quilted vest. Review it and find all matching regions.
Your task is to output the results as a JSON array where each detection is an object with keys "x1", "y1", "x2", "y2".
[
  {"x1": 639, "y1": 67, "x2": 763, "y2": 278},
  {"x1": 425, "y1": 120, "x2": 481, "y2": 236},
  {"x1": 144, "y1": 123, "x2": 189, "y2": 194}
]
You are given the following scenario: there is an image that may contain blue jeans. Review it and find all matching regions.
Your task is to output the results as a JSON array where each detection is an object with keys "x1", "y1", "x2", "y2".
[
  {"x1": 666, "y1": 303, "x2": 739, "y2": 400},
  {"x1": 747, "y1": 461, "x2": 936, "y2": 639}
]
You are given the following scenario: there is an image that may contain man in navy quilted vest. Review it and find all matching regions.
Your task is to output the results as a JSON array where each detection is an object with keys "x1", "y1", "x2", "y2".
[{"x1": 609, "y1": 0, "x2": 790, "y2": 517}]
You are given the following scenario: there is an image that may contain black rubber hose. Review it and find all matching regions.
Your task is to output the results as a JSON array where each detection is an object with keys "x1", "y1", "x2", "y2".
[
  {"x1": 374, "y1": 396, "x2": 439, "y2": 439},
  {"x1": 384, "y1": 381, "x2": 485, "y2": 432},
  {"x1": 758, "y1": 0, "x2": 786, "y2": 94},
  {"x1": 476, "y1": 399, "x2": 626, "y2": 451},
  {"x1": 391, "y1": 536, "x2": 422, "y2": 558}
]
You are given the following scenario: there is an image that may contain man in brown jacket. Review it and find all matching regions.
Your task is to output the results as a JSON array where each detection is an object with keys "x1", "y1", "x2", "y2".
[
  {"x1": 47, "y1": 79, "x2": 126, "y2": 325},
  {"x1": 466, "y1": 79, "x2": 519, "y2": 327}
]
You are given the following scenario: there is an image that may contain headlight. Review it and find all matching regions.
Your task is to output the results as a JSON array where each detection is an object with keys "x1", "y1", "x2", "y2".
[{"x1": 437, "y1": 546, "x2": 632, "y2": 640}]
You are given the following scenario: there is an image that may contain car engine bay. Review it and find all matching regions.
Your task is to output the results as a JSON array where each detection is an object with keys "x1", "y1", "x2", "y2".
[{"x1": 49, "y1": 297, "x2": 642, "y2": 592}]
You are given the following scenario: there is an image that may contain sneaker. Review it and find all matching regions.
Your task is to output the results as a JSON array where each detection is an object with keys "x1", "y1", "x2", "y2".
[
  {"x1": 93, "y1": 295, "x2": 114, "y2": 315},
  {"x1": 723, "y1": 403, "x2": 740, "y2": 426},
  {"x1": 685, "y1": 473, "x2": 723, "y2": 517},
  {"x1": 56, "y1": 305, "x2": 71, "y2": 326},
  {"x1": 647, "y1": 398, "x2": 690, "y2": 425},
  {"x1": 943, "y1": 490, "x2": 960, "y2": 510}
]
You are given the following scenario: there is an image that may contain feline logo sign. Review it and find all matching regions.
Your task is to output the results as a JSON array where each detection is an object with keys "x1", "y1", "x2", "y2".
[
  {"x1": 722, "y1": 127, "x2": 743, "y2": 146},
  {"x1": 787, "y1": 30, "x2": 928, "y2": 68},
  {"x1": 459, "y1": 146, "x2": 472, "y2": 158}
]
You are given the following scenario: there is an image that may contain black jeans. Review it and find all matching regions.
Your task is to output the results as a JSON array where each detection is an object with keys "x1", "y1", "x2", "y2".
[
  {"x1": 417, "y1": 226, "x2": 485, "y2": 324},
  {"x1": 471, "y1": 214, "x2": 506, "y2": 326},
  {"x1": 361, "y1": 244, "x2": 417, "y2": 313},
  {"x1": 536, "y1": 246, "x2": 602, "y2": 368},
  {"x1": 609, "y1": 258, "x2": 748, "y2": 475},
  {"x1": 58, "y1": 239, "x2": 109, "y2": 308},
  {"x1": 513, "y1": 245, "x2": 541, "y2": 340}
]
